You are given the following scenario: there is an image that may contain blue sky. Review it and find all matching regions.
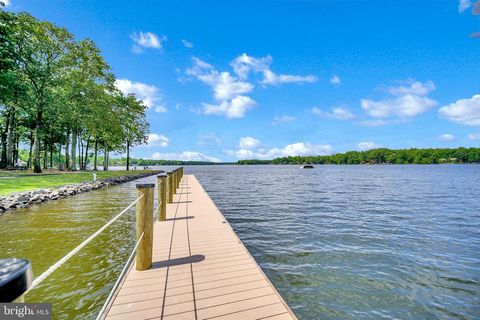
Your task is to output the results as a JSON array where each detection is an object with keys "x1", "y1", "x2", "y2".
[{"x1": 6, "y1": 0, "x2": 480, "y2": 162}]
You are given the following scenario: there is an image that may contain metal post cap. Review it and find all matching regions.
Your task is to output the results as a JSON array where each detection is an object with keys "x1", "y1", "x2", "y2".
[{"x1": 0, "y1": 258, "x2": 32, "y2": 302}]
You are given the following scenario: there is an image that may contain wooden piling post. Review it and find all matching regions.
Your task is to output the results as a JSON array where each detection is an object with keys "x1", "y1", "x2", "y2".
[
  {"x1": 172, "y1": 169, "x2": 177, "y2": 194},
  {"x1": 157, "y1": 173, "x2": 167, "y2": 221},
  {"x1": 167, "y1": 171, "x2": 173, "y2": 203},
  {"x1": 135, "y1": 183, "x2": 154, "y2": 271},
  {"x1": 175, "y1": 168, "x2": 179, "y2": 193}
]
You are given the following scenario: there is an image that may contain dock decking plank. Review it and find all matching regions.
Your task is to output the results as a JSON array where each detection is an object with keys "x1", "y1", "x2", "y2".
[{"x1": 104, "y1": 175, "x2": 296, "y2": 320}]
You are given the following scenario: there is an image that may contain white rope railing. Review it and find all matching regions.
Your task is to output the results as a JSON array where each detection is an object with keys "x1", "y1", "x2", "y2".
[
  {"x1": 27, "y1": 195, "x2": 144, "y2": 293},
  {"x1": 96, "y1": 232, "x2": 145, "y2": 320}
]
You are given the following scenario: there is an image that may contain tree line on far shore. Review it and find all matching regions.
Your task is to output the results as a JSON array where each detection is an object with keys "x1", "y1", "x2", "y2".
[
  {"x1": 0, "y1": 10, "x2": 149, "y2": 173},
  {"x1": 238, "y1": 148, "x2": 480, "y2": 165}
]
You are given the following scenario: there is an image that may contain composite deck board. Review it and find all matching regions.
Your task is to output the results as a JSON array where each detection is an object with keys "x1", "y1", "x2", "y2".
[{"x1": 104, "y1": 175, "x2": 296, "y2": 320}]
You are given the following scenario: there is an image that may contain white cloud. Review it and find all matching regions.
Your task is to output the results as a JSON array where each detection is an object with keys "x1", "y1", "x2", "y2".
[
  {"x1": 360, "y1": 80, "x2": 437, "y2": 119},
  {"x1": 438, "y1": 94, "x2": 480, "y2": 126},
  {"x1": 238, "y1": 137, "x2": 261, "y2": 149},
  {"x1": 115, "y1": 79, "x2": 167, "y2": 112},
  {"x1": 272, "y1": 115, "x2": 297, "y2": 125},
  {"x1": 357, "y1": 141, "x2": 382, "y2": 151},
  {"x1": 187, "y1": 57, "x2": 256, "y2": 118},
  {"x1": 187, "y1": 57, "x2": 253, "y2": 100},
  {"x1": 202, "y1": 95, "x2": 256, "y2": 118},
  {"x1": 358, "y1": 119, "x2": 391, "y2": 126},
  {"x1": 312, "y1": 107, "x2": 355, "y2": 120},
  {"x1": 147, "y1": 133, "x2": 169, "y2": 147},
  {"x1": 2, "y1": 0, "x2": 10, "y2": 6},
  {"x1": 130, "y1": 32, "x2": 166, "y2": 53},
  {"x1": 151, "y1": 151, "x2": 220, "y2": 162},
  {"x1": 261, "y1": 70, "x2": 318, "y2": 86},
  {"x1": 181, "y1": 39, "x2": 194, "y2": 48},
  {"x1": 439, "y1": 134, "x2": 456, "y2": 141},
  {"x1": 330, "y1": 75, "x2": 341, "y2": 85},
  {"x1": 230, "y1": 53, "x2": 318, "y2": 85},
  {"x1": 361, "y1": 95, "x2": 437, "y2": 118},
  {"x1": 231, "y1": 54, "x2": 272, "y2": 79},
  {"x1": 385, "y1": 80, "x2": 436, "y2": 96},
  {"x1": 468, "y1": 133, "x2": 480, "y2": 140},
  {"x1": 228, "y1": 142, "x2": 332, "y2": 159},
  {"x1": 459, "y1": 0, "x2": 472, "y2": 12}
]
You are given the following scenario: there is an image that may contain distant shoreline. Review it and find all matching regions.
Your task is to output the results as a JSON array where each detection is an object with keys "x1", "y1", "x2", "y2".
[{"x1": 113, "y1": 147, "x2": 480, "y2": 166}]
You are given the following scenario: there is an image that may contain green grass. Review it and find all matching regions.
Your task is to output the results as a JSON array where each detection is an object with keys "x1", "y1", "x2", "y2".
[{"x1": 0, "y1": 170, "x2": 152, "y2": 196}]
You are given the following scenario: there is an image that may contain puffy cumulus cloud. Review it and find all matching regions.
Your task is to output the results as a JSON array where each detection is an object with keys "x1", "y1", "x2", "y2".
[
  {"x1": 272, "y1": 115, "x2": 297, "y2": 125},
  {"x1": 115, "y1": 79, "x2": 167, "y2": 112},
  {"x1": 459, "y1": 0, "x2": 472, "y2": 12},
  {"x1": 439, "y1": 134, "x2": 456, "y2": 141},
  {"x1": 147, "y1": 133, "x2": 169, "y2": 147},
  {"x1": 438, "y1": 94, "x2": 480, "y2": 126},
  {"x1": 330, "y1": 75, "x2": 341, "y2": 85},
  {"x1": 361, "y1": 80, "x2": 437, "y2": 119},
  {"x1": 231, "y1": 54, "x2": 273, "y2": 79},
  {"x1": 230, "y1": 53, "x2": 318, "y2": 86},
  {"x1": 186, "y1": 54, "x2": 317, "y2": 118},
  {"x1": 186, "y1": 57, "x2": 256, "y2": 118},
  {"x1": 468, "y1": 133, "x2": 480, "y2": 140},
  {"x1": 202, "y1": 95, "x2": 256, "y2": 118},
  {"x1": 187, "y1": 57, "x2": 253, "y2": 101},
  {"x1": 181, "y1": 39, "x2": 194, "y2": 48},
  {"x1": 227, "y1": 142, "x2": 332, "y2": 160},
  {"x1": 151, "y1": 151, "x2": 220, "y2": 162},
  {"x1": 130, "y1": 32, "x2": 166, "y2": 53},
  {"x1": 312, "y1": 107, "x2": 355, "y2": 120},
  {"x1": 357, "y1": 141, "x2": 382, "y2": 151},
  {"x1": 361, "y1": 95, "x2": 437, "y2": 118},
  {"x1": 238, "y1": 137, "x2": 261, "y2": 149}
]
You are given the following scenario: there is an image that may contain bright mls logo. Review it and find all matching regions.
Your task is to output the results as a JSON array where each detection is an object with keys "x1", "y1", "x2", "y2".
[{"x1": 0, "y1": 303, "x2": 51, "y2": 320}]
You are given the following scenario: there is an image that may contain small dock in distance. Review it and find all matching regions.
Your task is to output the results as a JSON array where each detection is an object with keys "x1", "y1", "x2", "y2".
[{"x1": 103, "y1": 174, "x2": 297, "y2": 320}]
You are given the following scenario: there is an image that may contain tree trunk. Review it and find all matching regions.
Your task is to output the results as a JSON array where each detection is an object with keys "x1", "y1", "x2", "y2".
[
  {"x1": 126, "y1": 139, "x2": 130, "y2": 171},
  {"x1": 58, "y1": 143, "x2": 62, "y2": 169},
  {"x1": 70, "y1": 129, "x2": 77, "y2": 171},
  {"x1": 65, "y1": 131, "x2": 70, "y2": 169},
  {"x1": 84, "y1": 139, "x2": 90, "y2": 170},
  {"x1": 33, "y1": 110, "x2": 43, "y2": 174},
  {"x1": 93, "y1": 140, "x2": 98, "y2": 171},
  {"x1": 6, "y1": 108, "x2": 15, "y2": 167},
  {"x1": 103, "y1": 147, "x2": 108, "y2": 171},
  {"x1": 78, "y1": 135, "x2": 83, "y2": 170},
  {"x1": 27, "y1": 133, "x2": 34, "y2": 169},
  {"x1": 0, "y1": 130, "x2": 6, "y2": 169},
  {"x1": 49, "y1": 143, "x2": 53, "y2": 168},
  {"x1": 14, "y1": 135, "x2": 19, "y2": 164},
  {"x1": 43, "y1": 139, "x2": 47, "y2": 169}
]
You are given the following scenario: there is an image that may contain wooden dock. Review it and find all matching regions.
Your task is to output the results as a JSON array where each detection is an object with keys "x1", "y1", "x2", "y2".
[{"x1": 103, "y1": 174, "x2": 296, "y2": 320}]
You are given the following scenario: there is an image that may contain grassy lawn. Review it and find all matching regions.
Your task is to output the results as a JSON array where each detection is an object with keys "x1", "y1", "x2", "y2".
[{"x1": 0, "y1": 170, "x2": 152, "y2": 196}]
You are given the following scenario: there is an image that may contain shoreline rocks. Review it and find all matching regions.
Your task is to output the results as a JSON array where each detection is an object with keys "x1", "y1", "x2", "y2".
[{"x1": 0, "y1": 171, "x2": 163, "y2": 215}]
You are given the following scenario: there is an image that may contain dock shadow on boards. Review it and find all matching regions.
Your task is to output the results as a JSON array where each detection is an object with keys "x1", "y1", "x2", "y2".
[
  {"x1": 165, "y1": 216, "x2": 194, "y2": 221},
  {"x1": 173, "y1": 200, "x2": 193, "y2": 204},
  {"x1": 151, "y1": 254, "x2": 205, "y2": 269}
]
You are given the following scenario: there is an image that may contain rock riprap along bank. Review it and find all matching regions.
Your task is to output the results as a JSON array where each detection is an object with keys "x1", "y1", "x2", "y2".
[{"x1": 0, "y1": 171, "x2": 163, "y2": 215}]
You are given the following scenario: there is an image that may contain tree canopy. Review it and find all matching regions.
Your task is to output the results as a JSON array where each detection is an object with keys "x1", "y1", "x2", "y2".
[
  {"x1": 0, "y1": 11, "x2": 149, "y2": 172},
  {"x1": 237, "y1": 148, "x2": 480, "y2": 165}
]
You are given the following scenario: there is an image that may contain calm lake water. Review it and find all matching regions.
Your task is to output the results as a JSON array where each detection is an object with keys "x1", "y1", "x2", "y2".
[{"x1": 1, "y1": 165, "x2": 479, "y2": 319}]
